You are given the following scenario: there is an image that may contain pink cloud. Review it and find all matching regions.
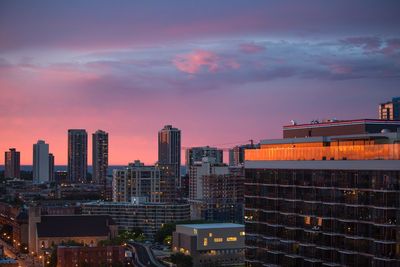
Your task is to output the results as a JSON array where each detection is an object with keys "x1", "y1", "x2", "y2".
[
  {"x1": 239, "y1": 43, "x2": 266, "y2": 54},
  {"x1": 172, "y1": 50, "x2": 240, "y2": 74},
  {"x1": 328, "y1": 64, "x2": 352, "y2": 75}
]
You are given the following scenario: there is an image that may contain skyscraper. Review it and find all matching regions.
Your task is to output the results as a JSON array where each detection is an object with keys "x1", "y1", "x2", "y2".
[
  {"x1": 92, "y1": 130, "x2": 108, "y2": 184},
  {"x1": 158, "y1": 125, "x2": 181, "y2": 188},
  {"x1": 4, "y1": 148, "x2": 20, "y2": 179},
  {"x1": 379, "y1": 96, "x2": 400, "y2": 120},
  {"x1": 68, "y1": 129, "x2": 88, "y2": 183},
  {"x1": 49, "y1": 153, "x2": 55, "y2": 182},
  {"x1": 33, "y1": 140, "x2": 50, "y2": 183}
]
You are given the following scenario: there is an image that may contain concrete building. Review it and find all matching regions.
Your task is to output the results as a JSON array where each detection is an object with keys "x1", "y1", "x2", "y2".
[
  {"x1": 68, "y1": 129, "x2": 87, "y2": 183},
  {"x1": 244, "y1": 120, "x2": 400, "y2": 266},
  {"x1": 28, "y1": 207, "x2": 117, "y2": 254},
  {"x1": 4, "y1": 148, "x2": 20, "y2": 179},
  {"x1": 92, "y1": 130, "x2": 108, "y2": 184},
  {"x1": 189, "y1": 157, "x2": 244, "y2": 222},
  {"x1": 57, "y1": 245, "x2": 125, "y2": 267},
  {"x1": 158, "y1": 125, "x2": 181, "y2": 188},
  {"x1": 229, "y1": 143, "x2": 257, "y2": 166},
  {"x1": 283, "y1": 118, "x2": 400, "y2": 138},
  {"x1": 112, "y1": 160, "x2": 161, "y2": 203},
  {"x1": 157, "y1": 163, "x2": 178, "y2": 203},
  {"x1": 82, "y1": 201, "x2": 190, "y2": 238},
  {"x1": 379, "y1": 97, "x2": 400, "y2": 120},
  {"x1": 48, "y1": 153, "x2": 54, "y2": 182},
  {"x1": 33, "y1": 140, "x2": 49, "y2": 184},
  {"x1": 186, "y1": 146, "x2": 223, "y2": 170},
  {"x1": 173, "y1": 223, "x2": 245, "y2": 267}
]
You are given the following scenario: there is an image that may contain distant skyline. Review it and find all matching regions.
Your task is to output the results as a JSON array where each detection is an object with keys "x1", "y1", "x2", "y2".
[{"x1": 1, "y1": 1, "x2": 400, "y2": 164}]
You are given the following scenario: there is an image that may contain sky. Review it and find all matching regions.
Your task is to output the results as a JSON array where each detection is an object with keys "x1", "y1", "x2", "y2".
[{"x1": 1, "y1": 0, "x2": 400, "y2": 165}]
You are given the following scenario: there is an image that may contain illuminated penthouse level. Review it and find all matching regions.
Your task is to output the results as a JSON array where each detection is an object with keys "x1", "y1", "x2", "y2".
[{"x1": 246, "y1": 132, "x2": 400, "y2": 162}]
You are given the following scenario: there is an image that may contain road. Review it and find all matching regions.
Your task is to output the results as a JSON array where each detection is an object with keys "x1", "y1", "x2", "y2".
[
  {"x1": 128, "y1": 242, "x2": 164, "y2": 267},
  {"x1": 0, "y1": 238, "x2": 41, "y2": 267}
]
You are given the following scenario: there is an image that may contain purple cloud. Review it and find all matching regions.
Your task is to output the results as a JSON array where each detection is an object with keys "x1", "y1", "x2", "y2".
[{"x1": 239, "y1": 43, "x2": 265, "y2": 54}]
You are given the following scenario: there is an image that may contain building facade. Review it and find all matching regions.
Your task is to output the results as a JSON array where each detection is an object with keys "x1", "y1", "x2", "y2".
[
  {"x1": 57, "y1": 245, "x2": 125, "y2": 267},
  {"x1": 158, "y1": 125, "x2": 181, "y2": 187},
  {"x1": 4, "y1": 148, "x2": 20, "y2": 179},
  {"x1": 92, "y1": 130, "x2": 108, "y2": 184},
  {"x1": 185, "y1": 146, "x2": 223, "y2": 170},
  {"x1": 244, "y1": 122, "x2": 400, "y2": 266},
  {"x1": 112, "y1": 160, "x2": 161, "y2": 203},
  {"x1": 189, "y1": 157, "x2": 244, "y2": 222},
  {"x1": 173, "y1": 223, "x2": 245, "y2": 267},
  {"x1": 68, "y1": 129, "x2": 88, "y2": 183},
  {"x1": 33, "y1": 140, "x2": 49, "y2": 184},
  {"x1": 48, "y1": 153, "x2": 54, "y2": 182},
  {"x1": 379, "y1": 97, "x2": 400, "y2": 120},
  {"x1": 82, "y1": 201, "x2": 190, "y2": 237}
]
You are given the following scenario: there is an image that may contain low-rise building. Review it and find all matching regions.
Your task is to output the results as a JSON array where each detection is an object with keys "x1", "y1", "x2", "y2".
[
  {"x1": 172, "y1": 223, "x2": 245, "y2": 267},
  {"x1": 82, "y1": 201, "x2": 190, "y2": 238},
  {"x1": 57, "y1": 245, "x2": 125, "y2": 267},
  {"x1": 28, "y1": 207, "x2": 117, "y2": 254}
]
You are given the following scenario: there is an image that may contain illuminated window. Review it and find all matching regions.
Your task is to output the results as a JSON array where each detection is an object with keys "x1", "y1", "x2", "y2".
[
  {"x1": 304, "y1": 216, "x2": 311, "y2": 225},
  {"x1": 208, "y1": 233, "x2": 213, "y2": 237},
  {"x1": 226, "y1": 237, "x2": 237, "y2": 242},
  {"x1": 193, "y1": 229, "x2": 197, "y2": 235},
  {"x1": 203, "y1": 238, "x2": 208, "y2": 246},
  {"x1": 239, "y1": 231, "x2": 245, "y2": 236},
  {"x1": 318, "y1": 217, "x2": 323, "y2": 226},
  {"x1": 214, "y1": 238, "x2": 223, "y2": 243},
  {"x1": 210, "y1": 250, "x2": 216, "y2": 255}
]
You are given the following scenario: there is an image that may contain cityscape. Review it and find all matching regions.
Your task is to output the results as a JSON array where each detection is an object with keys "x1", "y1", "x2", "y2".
[{"x1": 1, "y1": 1, "x2": 400, "y2": 267}]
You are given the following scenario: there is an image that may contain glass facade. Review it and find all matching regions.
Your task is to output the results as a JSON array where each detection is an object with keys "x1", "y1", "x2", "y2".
[{"x1": 245, "y1": 168, "x2": 400, "y2": 267}]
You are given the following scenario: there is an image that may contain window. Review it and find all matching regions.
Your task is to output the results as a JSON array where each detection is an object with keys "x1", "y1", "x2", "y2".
[
  {"x1": 226, "y1": 237, "x2": 237, "y2": 242},
  {"x1": 214, "y1": 238, "x2": 223, "y2": 243},
  {"x1": 208, "y1": 232, "x2": 213, "y2": 237},
  {"x1": 240, "y1": 231, "x2": 245, "y2": 236},
  {"x1": 203, "y1": 238, "x2": 208, "y2": 246}
]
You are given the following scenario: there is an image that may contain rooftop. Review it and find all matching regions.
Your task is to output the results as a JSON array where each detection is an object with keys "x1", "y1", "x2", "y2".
[
  {"x1": 283, "y1": 119, "x2": 400, "y2": 129},
  {"x1": 37, "y1": 215, "x2": 115, "y2": 238},
  {"x1": 178, "y1": 223, "x2": 244, "y2": 229}
]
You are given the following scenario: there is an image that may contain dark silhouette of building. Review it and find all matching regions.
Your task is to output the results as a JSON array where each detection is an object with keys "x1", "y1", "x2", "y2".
[
  {"x1": 158, "y1": 125, "x2": 181, "y2": 189},
  {"x1": 92, "y1": 130, "x2": 108, "y2": 184},
  {"x1": 68, "y1": 129, "x2": 87, "y2": 183},
  {"x1": 48, "y1": 153, "x2": 54, "y2": 182},
  {"x1": 4, "y1": 148, "x2": 20, "y2": 179}
]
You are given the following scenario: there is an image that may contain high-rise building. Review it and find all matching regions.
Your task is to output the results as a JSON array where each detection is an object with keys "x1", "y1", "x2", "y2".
[
  {"x1": 33, "y1": 140, "x2": 49, "y2": 183},
  {"x1": 68, "y1": 129, "x2": 87, "y2": 183},
  {"x1": 189, "y1": 157, "x2": 244, "y2": 223},
  {"x1": 244, "y1": 120, "x2": 400, "y2": 266},
  {"x1": 158, "y1": 125, "x2": 181, "y2": 188},
  {"x1": 229, "y1": 143, "x2": 258, "y2": 166},
  {"x1": 48, "y1": 153, "x2": 54, "y2": 182},
  {"x1": 185, "y1": 146, "x2": 223, "y2": 170},
  {"x1": 4, "y1": 148, "x2": 20, "y2": 179},
  {"x1": 92, "y1": 130, "x2": 108, "y2": 184},
  {"x1": 157, "y1": 163, "x2": 178, "y2": 203},
  {"x1": 112, "y1": 160, "x2": 161, "y2": 203},
  {"x1": 379, "y1": 97, "x2": 400, "y2": 120}
]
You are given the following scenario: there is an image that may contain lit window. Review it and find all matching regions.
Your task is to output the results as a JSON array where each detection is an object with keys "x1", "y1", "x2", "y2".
[
  {"x1": 214, "y1": 238, "x2": 223, "y2": 243},
  {"x1": 304, "y1": 216, "x2": 311, "y2": 225},
  {"x1": 203, "y1": 238, "x2": 208, "y2": 246},
  {"x1": 208, "y1": 233, "x2": 213, "y2": 237},
  {"x1": 193, "y1": 229, "x2": 197, "y2": 235},
  {"x1": 239, "y1": 231, "x2": 245, "y2": 236},
  {"x1": 226, "y1": 237, "x2": 237, "y2": 242},
  {"x1": 318, "y1": 217, "x2": 323, "y2": 226}
]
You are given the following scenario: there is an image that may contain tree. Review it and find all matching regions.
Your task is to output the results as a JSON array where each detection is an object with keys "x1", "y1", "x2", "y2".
[{"x1": 170, "y1": 253, "x2": 193, "y2": 267}]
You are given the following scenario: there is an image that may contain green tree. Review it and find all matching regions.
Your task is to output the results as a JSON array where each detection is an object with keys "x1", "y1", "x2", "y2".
[{"x1": 170, "y1": 253, "x2": 193, "y2": 267}]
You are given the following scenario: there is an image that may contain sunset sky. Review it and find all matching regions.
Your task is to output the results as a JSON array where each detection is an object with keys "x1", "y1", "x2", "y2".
[{"x1": 1, "y1": 0, "x2": 400, "y2": 165}]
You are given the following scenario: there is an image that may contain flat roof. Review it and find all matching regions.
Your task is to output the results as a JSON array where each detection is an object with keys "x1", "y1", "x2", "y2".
[
  {"x1": 178, "y1": 223, "x2": 244, "y2": 229},
  {"x1": 283, "y1": 119, "x2": 400, "y2": 129}
]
